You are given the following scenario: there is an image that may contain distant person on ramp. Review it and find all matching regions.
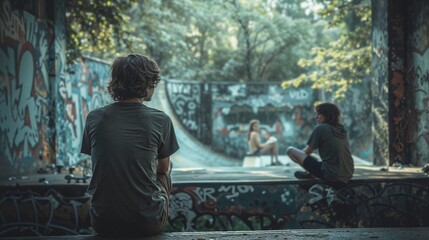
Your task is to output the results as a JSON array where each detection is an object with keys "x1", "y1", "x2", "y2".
[
  {"x1": 247, "y1": 119, "x2": 281, "y2": 166},
  {"x1": 287, "y1": 102, "x2": 354, "y2": 188},
  {"x1": 81, "y1": 53, "x2": 180, "y2": 237}
]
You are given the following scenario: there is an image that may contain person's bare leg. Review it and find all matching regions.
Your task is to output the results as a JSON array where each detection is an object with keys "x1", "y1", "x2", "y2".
[
  {"x1": 273, "y1": 143, "x2": 280, "y2": 163},
  {"x1": 286, "y1": 147, "x2": 307, "y2": 167},
  {"x1": 262, "y1": 143, "x2": 280, "y2": 165}
]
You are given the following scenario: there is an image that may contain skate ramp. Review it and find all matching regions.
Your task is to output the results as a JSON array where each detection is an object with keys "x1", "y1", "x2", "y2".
[
  {"x1": 146, "y1": 82, "x2": 241, "y2": 168},
  {"x1": 148, "y1": 82, "x2": 372, "y2": 169}
]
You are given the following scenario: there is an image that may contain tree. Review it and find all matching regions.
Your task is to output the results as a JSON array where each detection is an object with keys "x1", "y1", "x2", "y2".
[
  {"x1": 220, "y1": 0, "x2": 314, "y2": 82},
  {"x1": 281, "y1": 0, "x2": 371, "y2": 99},
  {"x1": 65, "y1": 0, "x2": 137, "y2": 62}
]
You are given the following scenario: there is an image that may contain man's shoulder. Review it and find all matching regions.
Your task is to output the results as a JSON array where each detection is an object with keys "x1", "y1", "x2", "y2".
[
  {"x1": 88, "y1": 103, "x2": 116, "y2": 115},
  {"x1": 144, "y1": 107, "x2": 173, "y2": 123},
  {"x1": 312, "y1": 123, "x2": 332, "y2": 134},
  {"x1": 145, "y1": 106, "x2": 168, "y2": 116},
  {"x1": 87, "y1": 105, "x2": 107, "y2": 117},
  {"x1": 314, "y1": 123, "x2": 331, "y2": 129}
]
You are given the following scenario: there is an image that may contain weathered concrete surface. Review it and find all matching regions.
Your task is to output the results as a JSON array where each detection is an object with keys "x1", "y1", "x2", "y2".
[
  {"x1": 1, "y1": 165, "x2": 427, "y2": 186},
  {"x1": 3, "y1": 228, "x2": 429, "y2": 240}
]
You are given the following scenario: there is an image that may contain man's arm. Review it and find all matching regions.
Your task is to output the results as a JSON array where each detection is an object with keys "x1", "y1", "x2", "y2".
[
  {"x1": 157, "y1": 157, "x2": 171, "y2": 174},
  {"x1": 302, "y1": 145, "x2": 314, "y2": 155}
]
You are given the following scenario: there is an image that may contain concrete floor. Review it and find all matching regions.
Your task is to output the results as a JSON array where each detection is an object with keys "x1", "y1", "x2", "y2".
[{"x1": 4, "y1": 228, "x2": 429, "y2": 240}]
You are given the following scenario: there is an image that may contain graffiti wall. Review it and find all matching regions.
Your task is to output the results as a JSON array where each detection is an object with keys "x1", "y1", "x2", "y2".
[
  {"x1": 372, "y1": 0, "x2": 429, "y2": 167},
  {"x1": 165, "y1": 81, "x2": 202, "y2": 138},
  {"x1": 336, "y1": 82, "x2": 374, "y2": 160},
  {"x1": 210, "y1": 83, "x2": 314, "y2": 159},
  {"x1": 371, "y1": 0, "x2": 389, "y2": 166},
  {"x1": 1, "y1": 178, "x2": 428, "y2": 236},
  {"x1": 166, "y1": 80, "x2": 373, "y2": 161},
  {"x1": 0, "y1": 1, "x2": 110, "y2": 176},
  {"x1": 55, "y1": 58, "x2": 111, "y2": 167},
  {"x1": 0, "y1": 0, "x2": 111, "y2": 177},
  {"x1": 0, "y1": 0, "x2": 56, "y2": 178},
  {"x1": 406, "y1": 0, "x2": 429, "y2": 167}
]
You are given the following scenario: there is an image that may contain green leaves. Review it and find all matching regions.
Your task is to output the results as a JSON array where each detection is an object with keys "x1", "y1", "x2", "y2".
[
  {"x1": 65, "y1": 0, "x2": 370, "y2": 89},
  {"x1": 282, "y1": 0, "x2": 371, "y2": 100},
  {"x1": 65, "y1": 0, "x2": 137, "y2": 62}
]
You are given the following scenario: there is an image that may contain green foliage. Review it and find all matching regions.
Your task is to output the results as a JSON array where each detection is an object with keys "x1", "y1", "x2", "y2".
[
  {"x1": 65, "y1": 0, "x2": 367, "y2": 86},
  {"x1": 281, "y1": 0, "x2": 371, "y2": 100},
  {"x1": 65, "y1": 0, "x2": 137, "y2": 62}
]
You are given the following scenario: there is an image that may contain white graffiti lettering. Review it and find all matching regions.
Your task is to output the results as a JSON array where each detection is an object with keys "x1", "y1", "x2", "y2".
[
  {"x1": 0, "y1": 1, "x2": 25, "y2": 42},
  {"x1": 218, "y1": 185, "x2": 254, "y2": 199},
  {"x1": 289, "y1": 89, "x2": 309, "y2": 100},
  {"x1": 193, "y1": 187, "x2": 216, "y2": 203}
]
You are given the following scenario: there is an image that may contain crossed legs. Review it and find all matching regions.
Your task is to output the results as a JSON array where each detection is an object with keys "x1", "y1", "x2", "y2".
[
  {"x1": 286, "y1": 147, "x2": 307, "y2": 166},
  {"x1": 287, "y1": 146, "x2": 325, "y2": 179}
]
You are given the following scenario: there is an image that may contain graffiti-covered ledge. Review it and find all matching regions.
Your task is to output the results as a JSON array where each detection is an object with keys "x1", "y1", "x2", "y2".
[{"x1": 1, "y1": 166, "x2": 428, "y2": 236}]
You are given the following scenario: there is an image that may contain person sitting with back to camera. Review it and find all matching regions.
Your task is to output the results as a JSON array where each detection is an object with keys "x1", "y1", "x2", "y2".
[
  {"x1": 286, "y1": 103, "x2": 354, "y2": 189},
  {"x1": 247, "y1": 119, "x2": 281, "y2": 166},
  {"x1": 81, "y1": 53, "x2": 179, "y2": 237}
]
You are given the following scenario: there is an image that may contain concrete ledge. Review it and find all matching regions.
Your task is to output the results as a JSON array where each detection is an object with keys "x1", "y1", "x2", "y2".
[
  {"x1": 4, "y1": 228, "x2": 429, "y2": 240},
  {"x1": 1, "y1": 167, "x2": 428, "y2": 235}
]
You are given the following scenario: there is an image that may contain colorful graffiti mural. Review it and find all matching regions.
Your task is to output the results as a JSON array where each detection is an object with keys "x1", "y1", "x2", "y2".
[
  {"x1": 165, "y1": 80, "x2": 373, "y2": 160},
  {"x1": 0, "y1": 0, "x2": 107, "y2": 176},
  {"x1": 1, "y1": 178, "x2": 428, "y2": 236},
  {"x1": 0, "y1": 1, "x2": 56, "y2": 177},
  {"x1": 165, "y1": 81, "x2": 201, "y2": 135},
  {"x1": 55, "y1": 58, "x2": 111, "y2": 167},
  {"x1": 210, "y1": 83, "x2": 315, "y2": 159}
]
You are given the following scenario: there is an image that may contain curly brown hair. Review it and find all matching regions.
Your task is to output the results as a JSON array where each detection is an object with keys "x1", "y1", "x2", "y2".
[{"x1": 107, "y1": 54, "x2": 161, "y2": 101}]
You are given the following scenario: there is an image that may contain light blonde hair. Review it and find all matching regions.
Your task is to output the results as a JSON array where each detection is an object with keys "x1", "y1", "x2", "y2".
[{"x1": 247, "y1": 119, "x2": 259, "y2": 140}]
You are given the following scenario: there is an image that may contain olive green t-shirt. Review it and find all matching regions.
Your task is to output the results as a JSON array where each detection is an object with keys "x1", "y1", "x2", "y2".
[
  {"x1": 307, "y1": 123, "x2": 354, "y2": 183},
  {"x1": 81, "y1": 102, "x2": 179, "y2": 227}
]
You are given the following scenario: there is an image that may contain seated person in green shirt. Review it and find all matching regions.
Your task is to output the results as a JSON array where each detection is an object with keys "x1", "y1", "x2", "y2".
[
  {"x1": 81, "y1": 54, "x2": 180, "y2": 237},
  {"x1": 287, "y1": 103, "x2": 354, "y2": 188}
]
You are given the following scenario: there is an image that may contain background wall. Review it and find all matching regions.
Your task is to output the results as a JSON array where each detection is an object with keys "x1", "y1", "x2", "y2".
[
  {"x1": 0, "y1": 0, "x2": 111, "y2": 178},
  {"x1": 55, "y1": 58, "x2": 111, "y2": 167},
  {"x1": 0, "y1": 0, "x2": 57, "y2": 177},
  {"x1": 1, "y1": 0, "x2": 428, "y2": 179},
  {"x1": 371, "y1": 0, "x2": 429, "y2": 167},
  {"x1": 166, "y1": 80, "x2": 373, "y2": 160},
  {"x1": 406, "y1": 0, "x2": 429, "y2": 167},
  {"x1": 371, "y1": 0, "x2": 389, "y2": 166}
]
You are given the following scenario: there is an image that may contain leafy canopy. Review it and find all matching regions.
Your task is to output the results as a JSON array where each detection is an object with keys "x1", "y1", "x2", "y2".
[
  {"x1": 65, "y1": 0, "x2": 137, "y2": 62},
  {"x1": 281, "y1": 0, "x2": 371, "y2": 100}
]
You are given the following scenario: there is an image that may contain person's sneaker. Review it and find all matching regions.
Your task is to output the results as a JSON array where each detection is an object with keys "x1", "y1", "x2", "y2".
[{"x1": 294, "y1": 171, "x2": 315, "y2": 179}]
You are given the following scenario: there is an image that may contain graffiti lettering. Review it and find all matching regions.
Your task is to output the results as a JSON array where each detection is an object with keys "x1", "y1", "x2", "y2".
[
  {"x1": 193, "y1": 187, "x2": 216, "y2": 203},
  {"x1": 0, "y1": 1, "x2": 25, "y2": 42},
  {"x1": 308, "y1": 184, "x2": 335, "y2": 205},
  {"x1": 169, "y1": 192, "x2": 196, "y2": 231},
  {"x1": 218, "y1": 185, "x2": 254, "y2": 199},
  {"x1": 166, "y1": 82, "x2": 200, "y2": 132},
  {"x1": 289, "y1": 89, "x2": 309, "y2": 100},
  {"x1": 0, "y1": 10, "x2": 51, "y2": 170},
  {"x1": 56, "y1": 60, "x2": 111, "y2": 166}
]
